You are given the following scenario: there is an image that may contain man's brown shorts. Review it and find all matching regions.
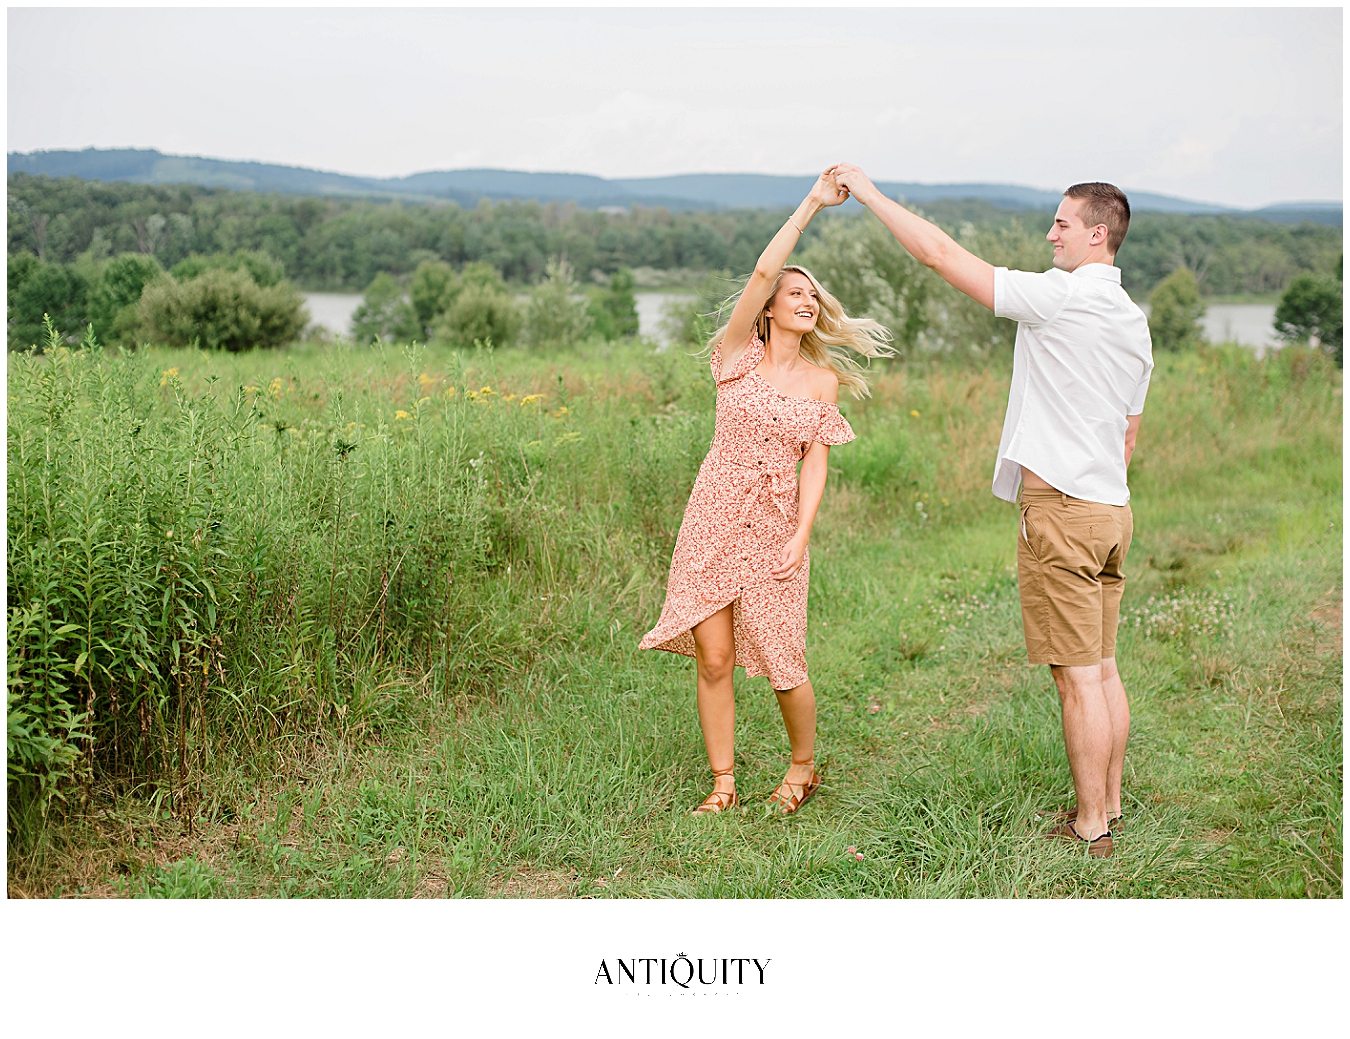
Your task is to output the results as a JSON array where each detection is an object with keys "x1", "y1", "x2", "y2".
[{"x1": 1017, "y1": 488, "x2": 1133, "y2": 667}]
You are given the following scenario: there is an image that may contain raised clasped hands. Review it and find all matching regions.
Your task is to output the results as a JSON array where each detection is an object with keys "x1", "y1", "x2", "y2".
[
  {"x1": 830, "y1": 163, "x2": 879, "y2": 207},
  {"x1": 809, "y1": 166, "x2": 850, "y2": 209}
]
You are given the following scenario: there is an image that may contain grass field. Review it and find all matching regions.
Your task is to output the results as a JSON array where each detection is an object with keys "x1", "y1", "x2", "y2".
[{"x1": 7, "y1": 335, "x2": 1341, "y2": 898}]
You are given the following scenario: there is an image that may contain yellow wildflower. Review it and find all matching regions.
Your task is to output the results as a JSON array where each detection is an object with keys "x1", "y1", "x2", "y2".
[
  {"x1": 417, "y1": 372, "x2": 436, "y2": 387},
  {"x1": 910, "y1": 409, "x2": 921, "y2": 418},
  {"x1": 445, "y1": 386, "x2": 458, "y2": 399},
  {"x1": 551, "y1": 406, "x2": 571, "y2": 418},
  {"x1": 159, "y1": 367, "x2": 180, "y2": 386},
  {"x1": 520, "y1": 394, "x2": 543, "y2": 407},
  {"x1": 479, "y1": 385, "x2": 495, "y2": 396},
  {"x1": 395, "y1": 410, "x2": 411, "y2": 420},
  {"x1": 268, "y1": 377, "x2": 283, "y2": 397},
  {"x1": 501, "y1": 393, "x2": 517, "y2": 403}
]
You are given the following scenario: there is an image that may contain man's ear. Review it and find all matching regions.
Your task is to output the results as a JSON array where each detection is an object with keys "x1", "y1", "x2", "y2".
[{"x1": 1091, "y1": 224, "x2": 1109, "y2": 245}]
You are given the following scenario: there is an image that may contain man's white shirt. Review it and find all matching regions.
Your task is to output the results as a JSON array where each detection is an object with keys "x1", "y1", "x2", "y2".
[{"x1": 991, "y1": 262, "x2": 1154, "y2": 506}]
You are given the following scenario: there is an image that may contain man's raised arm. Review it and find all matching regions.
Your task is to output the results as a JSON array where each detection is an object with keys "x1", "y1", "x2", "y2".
[{"x1": 834, "y1": 163, "x2": 996, "y2": 311}]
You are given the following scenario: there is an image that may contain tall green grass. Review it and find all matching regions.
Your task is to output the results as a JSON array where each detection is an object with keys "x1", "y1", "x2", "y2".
[{"x1": 7, "y1": 334, "x2": 1341, "y2": 898}]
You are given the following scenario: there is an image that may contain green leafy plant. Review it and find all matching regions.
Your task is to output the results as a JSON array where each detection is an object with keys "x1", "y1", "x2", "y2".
[
  {"x1": 351, "y1": 272, "x2": 421, "y2": 344},
  {"x1": 522, "y1": 257, "x2": 591, "y2": 349},
  {"x1": 586, "y1": 267, "x2": 639, "y2": 340},
  {"x1": 1148, "y1": 267, "x2": 1207, "y2": 351},
  {"x1": 136, "y1": 268, "x2": 307, "y2": 350},
  {"x1": 1275, "y1": 270, "x2": 1343, "y2": 366}
]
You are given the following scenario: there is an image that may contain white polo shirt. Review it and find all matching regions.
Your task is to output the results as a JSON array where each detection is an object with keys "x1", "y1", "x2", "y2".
[{"x1": 991, "y1": 262, "x2": 1153, "y2": 506}]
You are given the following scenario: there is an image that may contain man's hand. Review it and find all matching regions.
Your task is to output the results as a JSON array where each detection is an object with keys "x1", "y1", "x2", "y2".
[{"x1": 832, "y1": 163, "x2": 883, "y2": 207}]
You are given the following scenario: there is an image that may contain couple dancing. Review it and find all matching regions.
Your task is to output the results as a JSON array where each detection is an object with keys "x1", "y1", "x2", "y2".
[{"x1": 639, "y1": 165, "x2": 1153, "y2": 859}]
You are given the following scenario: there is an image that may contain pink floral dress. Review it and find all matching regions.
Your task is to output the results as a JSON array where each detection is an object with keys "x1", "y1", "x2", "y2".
[{"x1": 639, "y1": 334, "x2": 855, "y2": 690}]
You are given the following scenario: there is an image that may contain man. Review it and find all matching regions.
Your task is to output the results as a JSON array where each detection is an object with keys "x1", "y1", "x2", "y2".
[{"x1": 832, "y1": 165, "x2": 1152, "y2": 859}]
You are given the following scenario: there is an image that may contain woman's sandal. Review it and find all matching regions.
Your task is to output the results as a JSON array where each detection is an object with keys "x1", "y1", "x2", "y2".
[
  {"x1": 769, "y1": 760, "x2": 821, "y2": 815},
  {"x1": 692, "y1": 768, "x2": 738, "y2": 814}
]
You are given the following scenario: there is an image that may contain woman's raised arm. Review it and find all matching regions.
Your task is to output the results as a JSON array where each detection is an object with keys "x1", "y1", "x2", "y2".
[{"x1": 716, "y1": 167, "x2": 850, "y2": 375}]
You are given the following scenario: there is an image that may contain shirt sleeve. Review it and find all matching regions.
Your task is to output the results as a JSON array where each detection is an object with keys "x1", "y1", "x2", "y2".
[
  {"x1": 993, "y1": 267, "x2": 1074, "y2": 325},
  {"x1": 1127, "y1": 362, "x2": 1153, "y2": 416}
]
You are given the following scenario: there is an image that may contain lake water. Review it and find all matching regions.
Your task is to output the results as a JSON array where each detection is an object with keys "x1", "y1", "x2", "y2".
[
  {"x1": 303, "y1": 291, "x2": 690, "y2": 344},
  {"x1": 303, "y1": 293, "x2": 1282, "y2": 353}
]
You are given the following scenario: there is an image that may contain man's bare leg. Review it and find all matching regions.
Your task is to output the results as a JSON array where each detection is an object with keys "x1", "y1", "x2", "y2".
[
  {"x1": 1099, "y1": 657, "x2": 1129, "y2": 821},
  {"x1": 1050, "y1": 664, "x2": 1112, "y2": 839}
]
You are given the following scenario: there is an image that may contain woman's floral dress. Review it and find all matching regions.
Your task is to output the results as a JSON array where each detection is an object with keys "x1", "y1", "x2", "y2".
[{"x1": 639, "y1": 334, "x2": 854, "y2": 690}]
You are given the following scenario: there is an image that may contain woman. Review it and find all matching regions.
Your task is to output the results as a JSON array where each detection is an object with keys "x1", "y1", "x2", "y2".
[{"x1": 639, "y1": 168, "x2": 892, "y2": 814}]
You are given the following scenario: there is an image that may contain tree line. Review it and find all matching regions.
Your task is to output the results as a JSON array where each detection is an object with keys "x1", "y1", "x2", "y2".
[{"x1": 9, "y1": 172, "x2": 1341, "y2": 297}]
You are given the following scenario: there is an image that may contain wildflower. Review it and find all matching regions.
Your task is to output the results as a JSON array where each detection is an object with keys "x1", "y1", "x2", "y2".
[
  {"x1": 268, "y1": 377, "x2": 283, "y2": 397},
  {"x1": 417, "y1": 372, "x2": 436, "y2": 387},
  {"x1": 501, "y1": 393, "x2": 517, "y2": 403},
  {"x1": 445, "y1": 386, "x2": 457, "y2": 399},
  {"x1": 910, "y1": 409, "x2": 921, "y2": 417},
  {"x1": 552, "y1": 406, "x2": 571, "y2": 418},
  {"x1": 159, "y1": 367, "x2": 180, "y2": 386},
  {"x1": 479, "y1": 385, "x2": 495, "y2": 396},
  {"x1": 520, "y1": 394, "x2": 544, "y2": 407},
  {"x1": 243, "y1": 384, "x2": 260, "y2": 394},
  {"x1": 846, "y1": 846, "x2": 857, "y2": 854},
  {"x1": 395, "y1": 410, "x2": 411, "y2": 420}
]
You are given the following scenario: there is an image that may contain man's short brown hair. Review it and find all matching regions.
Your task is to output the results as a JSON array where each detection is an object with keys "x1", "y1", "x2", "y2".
[{"x1": 1064, "y1": 182, "x2": 1131, "y2": 255}]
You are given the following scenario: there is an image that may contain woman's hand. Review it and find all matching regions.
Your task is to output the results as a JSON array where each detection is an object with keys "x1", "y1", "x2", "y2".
[
  {"x1": 771, "y1": 533, "x2": 809, "y2": 582},
  {"x1": 808, "y1": 166, "x2": 850, "y2": 209}
]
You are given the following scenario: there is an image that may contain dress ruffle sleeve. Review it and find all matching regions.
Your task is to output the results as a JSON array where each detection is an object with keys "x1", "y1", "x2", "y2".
[
  {"x1": 814, "y1": 405, "x2": 856, "y2": 446},
  {"x1": 710, "y1": 334, "x2": 764, "y2": 384}
]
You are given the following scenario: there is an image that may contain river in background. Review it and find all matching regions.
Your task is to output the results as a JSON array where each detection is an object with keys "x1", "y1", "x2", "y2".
[
  {"x1": 304, "y1": 293, "x2": 1282, "y2": 354},
  {"x1": 303, "y1": 291, "x2": 691, "y2": 345}
]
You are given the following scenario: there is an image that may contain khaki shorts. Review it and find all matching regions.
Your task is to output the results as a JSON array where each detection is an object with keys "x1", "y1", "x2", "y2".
[{"x1": 1017, "y1": 488, "x2": 1133, "y2": 667}]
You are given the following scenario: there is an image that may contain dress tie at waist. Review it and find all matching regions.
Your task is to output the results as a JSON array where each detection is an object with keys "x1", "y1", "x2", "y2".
[{"x1": 708, "y1": 443, "x2": 798, "y2": 522}]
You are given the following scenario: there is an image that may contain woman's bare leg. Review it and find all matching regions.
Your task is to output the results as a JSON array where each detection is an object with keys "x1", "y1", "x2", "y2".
[
  {"x1": 691, "y1": 606, "x2": 737, "y2": 801},
  {"x1": 774, "y1": 680, "x2": 818, "y2": 790}
]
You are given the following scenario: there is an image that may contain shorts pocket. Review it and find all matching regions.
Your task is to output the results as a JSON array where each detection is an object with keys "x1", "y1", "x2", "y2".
[{"x1": 1020, "y1": 501, "x2": 1047, "y2": 563}]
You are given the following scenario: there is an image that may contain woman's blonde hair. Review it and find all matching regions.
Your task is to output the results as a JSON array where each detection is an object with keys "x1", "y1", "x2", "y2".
[{"x1": 708, "y1": 265, "x2": 893, "y2": 398}]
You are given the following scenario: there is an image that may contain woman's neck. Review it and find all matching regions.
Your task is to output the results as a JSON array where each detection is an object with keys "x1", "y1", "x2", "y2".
[{"x1": 763, "y1": 329, "x2": 805, "y2": 371}]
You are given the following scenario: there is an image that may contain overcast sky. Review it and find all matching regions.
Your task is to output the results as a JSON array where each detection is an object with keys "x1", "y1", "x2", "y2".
[{"x1": 7, "y1": 6, "x2": 1343, "y2": 208}]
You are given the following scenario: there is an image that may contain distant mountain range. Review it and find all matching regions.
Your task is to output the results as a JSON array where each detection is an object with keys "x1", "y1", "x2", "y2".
[{"x1": 8, "y1": 148, "x2": 1342, "y2": 225}]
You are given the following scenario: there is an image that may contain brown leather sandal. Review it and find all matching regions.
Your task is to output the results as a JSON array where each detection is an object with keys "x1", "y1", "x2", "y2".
[
  {"x1": 692, "y1": 767, "x2": 738, "y2": 814},
  {"x1": 1046, "y1": 819, "x2": 1114, "y2": 858},
  {"x1": 769, "y1": 760, "x2": 821, "y2": 815}
]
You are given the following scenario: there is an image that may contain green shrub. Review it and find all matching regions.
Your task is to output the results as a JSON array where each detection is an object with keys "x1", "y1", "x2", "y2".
[
  {"x1": 7, "y1": 258, "x2": 89, "y2": 351},
  {"x1": 586, "y1": 267, "x2": 640, "y2": 340},
  {"x1": 88, "y1": 252, "x2": 163, "y2": 344},
  {"x1": 351, "y1": 272, "x2": 421, "y2": 344},
  {"x1": 171, "y1": 249, "x2": 287, "y2": 288},
  {"x1": 429, "y1": 264, "x2": 521, "y2": 348},
  {"x1": 410, "y1": 260, "x2": 458, "y2": 333},
  {"x1": 135, "y1": 268, "x2": 307, "y2": 350},
  {"x1": 1148, "y1": 267, "x2": 1206, "y2": 351},
  {"x1": 523, "y1": 258, "x2": 591, "y2": 349},
  {"x1": 1275, "y1": 271, "x2": 1343, "y2": 366}
]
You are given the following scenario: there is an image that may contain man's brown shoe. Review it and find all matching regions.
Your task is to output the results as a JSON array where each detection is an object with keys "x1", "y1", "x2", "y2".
[{"x1": 1045, "y1": 820, "x2": 1114, "y2": 859}]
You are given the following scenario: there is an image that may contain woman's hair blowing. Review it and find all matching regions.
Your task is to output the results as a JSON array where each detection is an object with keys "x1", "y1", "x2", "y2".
[{"x1": 708, "y1": 265, "x2": 893, "y2": 398}]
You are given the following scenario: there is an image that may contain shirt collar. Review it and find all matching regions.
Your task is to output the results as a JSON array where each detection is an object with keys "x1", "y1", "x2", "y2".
[{"x1": 1072, "y1": 262, "x2": 1122, "y2": 283}]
